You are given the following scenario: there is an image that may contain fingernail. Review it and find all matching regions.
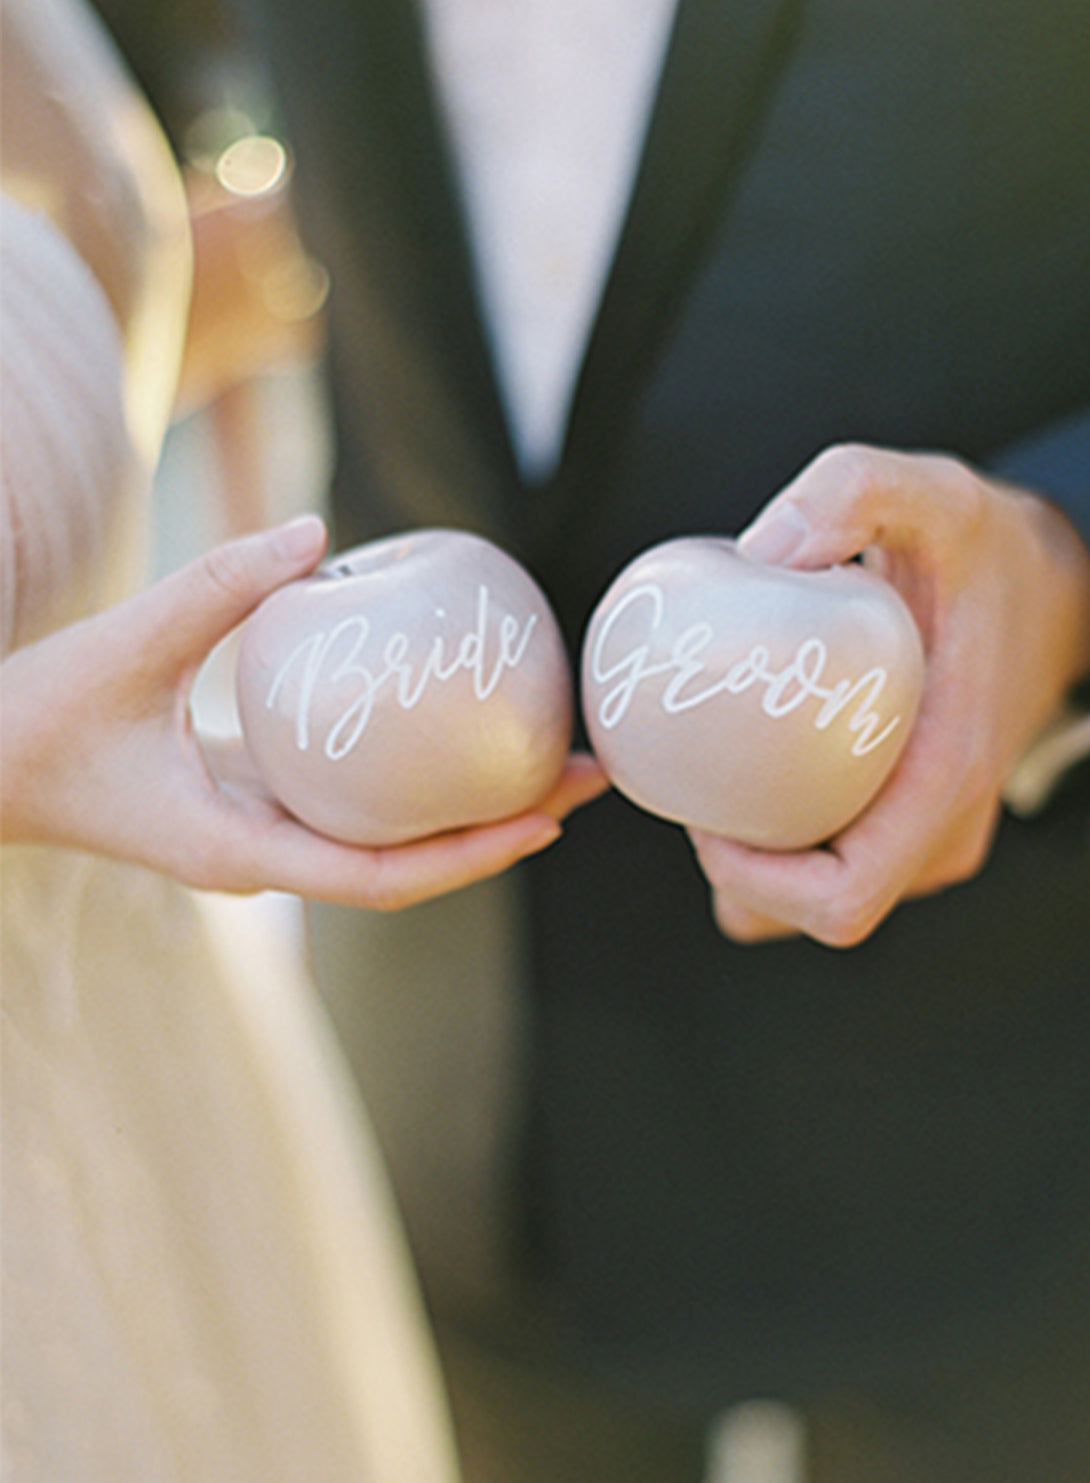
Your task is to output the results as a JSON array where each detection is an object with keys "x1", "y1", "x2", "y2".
[
  {"x1": 526, "y1": 819, "x2": 563, "y2": 854},
  {"x1": 273, "y1": 514, "x2": 326, "y2": 562},
  {"x1": 738, "y1": 503, "x2": 810, "y2": 565}
]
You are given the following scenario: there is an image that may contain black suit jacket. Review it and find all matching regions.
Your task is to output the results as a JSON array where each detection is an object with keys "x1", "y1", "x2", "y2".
[{"x1": 255, "y1": 0, "x2": 1090, "y2": 1405}]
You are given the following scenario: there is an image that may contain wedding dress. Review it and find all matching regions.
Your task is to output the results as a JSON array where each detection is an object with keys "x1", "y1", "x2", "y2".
[{"x1": 1, "y1": 2, "x2": 458, "y2": 1478}]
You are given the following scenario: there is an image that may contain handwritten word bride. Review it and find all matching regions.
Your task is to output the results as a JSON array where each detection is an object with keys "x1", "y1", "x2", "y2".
[
  {"x1": 266, "y1": 585, "x2": 540, "y2": 760},
  {"x1": 588, "y1": 583, "x2": 903, "y2": 757}
]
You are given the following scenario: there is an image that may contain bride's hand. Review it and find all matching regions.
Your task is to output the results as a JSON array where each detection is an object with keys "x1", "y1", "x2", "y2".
[{"x1": 0, "y1": 517, "x2": 607, "y2": 908}]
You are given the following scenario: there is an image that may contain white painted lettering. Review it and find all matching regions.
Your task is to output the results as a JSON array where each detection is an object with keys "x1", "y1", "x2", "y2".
[
  {"x1": 265, "y1": 586, "x2": 540, "y2": 760},
  {"x1": 589, "y1": 583, "x2": 901, "y2": 757}
]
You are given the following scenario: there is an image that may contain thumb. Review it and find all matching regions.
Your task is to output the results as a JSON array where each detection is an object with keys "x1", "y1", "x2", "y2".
[
  {"x1": 737, "y1": 445, "x2": 952, "y2": 570},
  {"x1": 138, "y1": 515, "x2": 328, "y2": 666}
]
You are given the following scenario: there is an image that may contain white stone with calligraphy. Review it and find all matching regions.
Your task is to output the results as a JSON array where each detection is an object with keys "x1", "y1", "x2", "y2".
[
  {"x1": 582, "y1": 537, "x2": 925, "y2": 849},
  {"x1": 237, "y1": 529, "x2": 572, "y2": 845}
]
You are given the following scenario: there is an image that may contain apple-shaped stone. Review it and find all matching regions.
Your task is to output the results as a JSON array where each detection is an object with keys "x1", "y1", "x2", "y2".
[
  {"x1": 581, "y1": 537, "x2": 925, "y2": 849},
  {"x1": 237, "y1": 529, "x2": 572, "y2": 845}
]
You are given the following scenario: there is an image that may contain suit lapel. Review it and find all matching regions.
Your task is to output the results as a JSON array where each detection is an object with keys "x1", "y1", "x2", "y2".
[
  {"x1": 529, "y1": 0, "x2": 805, "y2": 559},
  {"x1": 336, "y1": 0, "x2": 802, "y2": 552},
  {"x1": 323, "y1": 0, "x2": 522, "y2": 538}
]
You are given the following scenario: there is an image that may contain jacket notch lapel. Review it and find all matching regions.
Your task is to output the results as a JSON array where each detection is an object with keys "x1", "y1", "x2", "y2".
[{"x1": 530, "y1": 0, "x2": 805, "y2": 559}]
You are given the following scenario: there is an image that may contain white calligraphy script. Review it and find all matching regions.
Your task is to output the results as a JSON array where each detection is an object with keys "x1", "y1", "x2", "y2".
[
  {"x1": 266, "y1": 584, "x2": 539, "y2": 760},
  {"x1": 589, "y1": 583, "x2": 902, "y2": 757}
]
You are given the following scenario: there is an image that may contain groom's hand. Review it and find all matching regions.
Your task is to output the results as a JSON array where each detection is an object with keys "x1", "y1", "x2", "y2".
[{"x1": 689, "y1": 444, "x2": 1090, "y2": 947}]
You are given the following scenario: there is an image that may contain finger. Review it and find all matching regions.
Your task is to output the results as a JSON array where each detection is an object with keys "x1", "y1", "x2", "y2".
[
  {"x1": 708, "y1": 892, "x2": 797, "y2": 944},
  {"x1": 691, "y1": 827, "x2": 882, "y2": 948},
  {"x1": 736, "y1": 444, "x2": 980, "y2": 572},
  {"x1": 197, "y1": 733, "x2": 280, "y2": 804},
  {"x1": 354, "y1": 813, "x2": 565, "y2": 909},
  {"x1": 902, "y1": 793, "x2": 1000, "y2": 898},
  {"x1": 690, "y1": 757, "x2": 942, "y2": 946},
  {"x1": 194, "y1": 736, "x2": 571, "y2": 906},
  {"x1": 534, "y1": 752, "x2": 611, "y2": 820},
  {"x1": 206, "y1": 733, "x2": 608, "y2": 829},
  {"x1": 225, "y1": 808, "x2": 563, "y2": 910},
  {"x1": 689, "y1": 731, "x2": 979, "y2": 948},
  {"x1": 131, "y1": 515, "x2": 328, "y2": 669}
]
